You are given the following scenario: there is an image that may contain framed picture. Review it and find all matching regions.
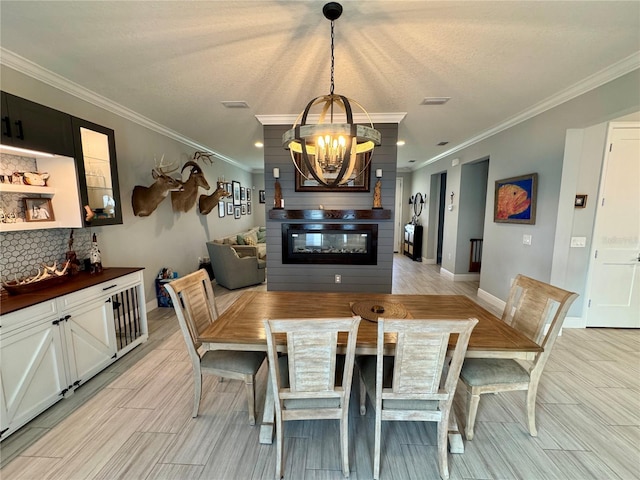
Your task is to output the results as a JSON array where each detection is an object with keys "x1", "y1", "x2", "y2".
[
  {"x1": 232, "y1": 181, "x2": 241, "y2": 206},
  {"x1": 24, "y1": 198, "x2": 55, "y2": 222},
  {"x1": 259, "y1": 190, "x2": 266, "y2": 203},
  {"x1": 240, "y1": 187, "x2": 246, "y2": 202},
  {"x1": 247, "y1": 202, "x2": 252, "y2": 215},
  {"x1": 218, "y1": 201, "x2": 225, "y2": 218},
  {"x1": 294, "y1": 151, "x2": 372, "y2": 192},
  {"x1": 225, "y1": 182, "x2": 232, "y2": 194},
  {"x1": 574, "y1": 194, "x2": 587, "y2": 208},
  {"x1": 234, "y1": 206, "x2": 241, "y2": 219},
  {"x1": 241, "y1": 204, "x2": 247, "y2": 215},
  {"x1": 227, "y1": 202, "x2": 233, "y2": 215},
  {"x1": 246, "y1": 188, "x2": 251, "y2": 202},
  {"x1": 494, "y1": 173, "x2": 538, "y2": 224}
]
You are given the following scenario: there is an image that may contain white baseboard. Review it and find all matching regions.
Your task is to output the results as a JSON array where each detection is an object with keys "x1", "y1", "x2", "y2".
[
  {"x1": 439, "y1": 268, "x2": 480, "y2": 282},
  {"x1": 477, "y1": 288, "x2": 506, "y2": 311},
  {"x1": 562, "y1": 316, "x2": 585, "y2": 329},
  {"x1": 146, "y1": 299, "x2": 158, "y2": 312}
]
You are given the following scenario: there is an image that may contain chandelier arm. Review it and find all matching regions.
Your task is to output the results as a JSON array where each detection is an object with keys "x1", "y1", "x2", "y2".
[
  {"x1": 338, "y1": 95, "x2": 354, "y2": 124},
  {"x1": 300, "y1": 140, "x2": 332, "y2": 187}
]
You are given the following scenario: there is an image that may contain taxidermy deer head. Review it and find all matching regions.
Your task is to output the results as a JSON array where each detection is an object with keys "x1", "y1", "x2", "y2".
[
  {"x1": 131, "y1": 156, "x2": 183, "y2": 217},
  {"x1": 199, "y1": 180, "x2": 231, "y2": 215},
  {"x1": 171, "y1": 159, "x2": 211, "y2": 213}
]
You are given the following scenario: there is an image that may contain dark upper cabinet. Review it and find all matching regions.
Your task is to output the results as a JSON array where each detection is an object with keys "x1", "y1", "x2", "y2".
[
  {"x1": 71, "y1": 117, "x2": 123, "y2": 226},
  {"x1": 1, "y1": 91, "x2": 75, "y2": 157}
]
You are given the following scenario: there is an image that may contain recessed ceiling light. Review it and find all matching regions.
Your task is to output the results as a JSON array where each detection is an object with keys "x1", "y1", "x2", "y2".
[
  {"x1": 221, "y1": 101, "x2": 250, "y2": 108},
  {"x1": 421, "y1": 97, "x2": 451, "y2": 106},
  {"x1": 396, "y1": 140, "x2": 405, "y2": 146},
  {"x1": 437, "y1": 141, "x2": 449, "y2": 146},
  {"x1": 254, "y1": 142, "x2": 264, "y2": 148}
]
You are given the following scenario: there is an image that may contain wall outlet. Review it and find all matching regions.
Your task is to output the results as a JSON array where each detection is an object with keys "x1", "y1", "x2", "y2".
[
  {"x1": 523, "y1": 234, "x2": 532, "y2": 245},
  {"x1": 335, "y1": 274, "x2": 342, "y2": 284}
]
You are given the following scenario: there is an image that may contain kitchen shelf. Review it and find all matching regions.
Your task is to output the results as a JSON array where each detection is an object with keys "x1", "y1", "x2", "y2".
[{"x1": 0, "y1": 184, "x2": 55, "y2": 195}]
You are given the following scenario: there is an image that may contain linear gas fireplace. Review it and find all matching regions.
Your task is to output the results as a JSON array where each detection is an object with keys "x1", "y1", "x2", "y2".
[{"x1": 282, "y1": 223, "x2": 378, "y2": 265}]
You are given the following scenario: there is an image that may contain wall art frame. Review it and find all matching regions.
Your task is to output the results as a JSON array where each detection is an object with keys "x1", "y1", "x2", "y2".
[
  {"x1": 226, "y1": 202, "x2": 233, "y2": 215},
  {"x1": 494, "y1": 173, "x2": 537, "y2": 224},
  {"x1": 218, "y1": 201, "x2": 225, "y2": 218},
  {"x1": 234, "y1": 206, "x2": 241, "y2": 219},
  {"x1": 259, "y1": 190, "x2": 266, "y2": 203},
  {"x1": 293, "y1": 152, "x2": 372, "y2": 192},
  {"x1": 232, "y1": 181, "x2": 241, "y2": 206},
  {"x1": 24, "y1": 198, "x2": 55, "y2": 222}
]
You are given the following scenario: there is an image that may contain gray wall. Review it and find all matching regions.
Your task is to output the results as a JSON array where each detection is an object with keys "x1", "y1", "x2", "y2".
[
  {"x1": 1, "y1": 65, "x2": 260, "y2": 306},
  {"x1": 263, "y1": 123, "x2": 398, "y2": 292},
  {"x1": 413, "y1": 69, "x2": 640, "y2": 301}
]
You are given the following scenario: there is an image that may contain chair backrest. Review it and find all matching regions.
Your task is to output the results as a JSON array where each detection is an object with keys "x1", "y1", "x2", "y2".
[
  {"x1": 164, "y1": 269, "x2": 219, "y2": 355},
  {"x1": 264, "y1": 317, "x2": 361, "y2": 404},
  {"x1": 378, "y1": 318, "x2": 478, "y2": 404},
  {"x1": 502, "y1": 274, "x2": 579, "y2": 370}
]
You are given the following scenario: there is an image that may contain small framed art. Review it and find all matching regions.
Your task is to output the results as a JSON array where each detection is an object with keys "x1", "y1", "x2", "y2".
[
  {"x1": 494, "y1": 173, "x2": 537, "y2": 224},
  {"x1": 227, "y1": 202, "x2": 233, "y2": 215},
  {"x1": 218, "y1": 201, "x2": 225, "y2": 218},
  {"x1": 240, "y1": 187, "x2": 246, "y2": 202},
  {"x1": 234, "y1": 206, "x2": 241, "y2": 219},
  {"x1": 241, "y1": 204, "x2": 247, "y2": 215},
  {"x1": 247, "y1": 202, "x2": 252, "y2": 215},
  {"x1": 232, "y1": 181, "x2": 241, "y2": 206},
  {"x1": 24, "y1": 198, "x2": 55, "y2": 222},
  {"x1": 574, "y1": 194, "x2": 587, "y2": 208},
  {"x1": 259, "y1": 190, "x2": 265, "y2": 203}
]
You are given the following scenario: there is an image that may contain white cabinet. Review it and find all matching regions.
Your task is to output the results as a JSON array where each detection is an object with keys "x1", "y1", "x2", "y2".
[{"x1": 0, "y1": 270, "x2": 147, "y2": 439}]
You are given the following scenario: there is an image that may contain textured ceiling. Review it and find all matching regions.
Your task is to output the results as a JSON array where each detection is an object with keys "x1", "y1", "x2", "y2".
[{"x1": 1, "y1": 1, "x2": 639, "y2": 172}]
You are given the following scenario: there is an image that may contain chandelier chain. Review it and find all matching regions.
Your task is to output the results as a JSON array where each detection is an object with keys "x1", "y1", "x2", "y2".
[{"x1": 330, "y1": 20, "x2": 335, "y2": 95}]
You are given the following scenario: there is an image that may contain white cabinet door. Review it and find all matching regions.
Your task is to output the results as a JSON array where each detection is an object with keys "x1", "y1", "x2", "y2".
[
  {"x1": 61, "y1": 297, "x2": 117, "y2": 387},
  {"x1": 0, "y1": 319, "x2": 67, "y2": 438}
]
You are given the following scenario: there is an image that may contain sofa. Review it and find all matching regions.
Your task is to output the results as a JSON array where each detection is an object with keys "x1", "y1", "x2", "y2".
[
  {"x1": 212, "y1": 226, "x2": 267, "y2": 260},
  {"x1": 206, "y1": 242, "x2": 266, "y2": 290}
]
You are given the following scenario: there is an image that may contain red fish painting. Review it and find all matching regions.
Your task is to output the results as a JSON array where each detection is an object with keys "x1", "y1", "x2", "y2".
[{"x1": 494, "y1": 173, "x2": 537, "y2": 224}]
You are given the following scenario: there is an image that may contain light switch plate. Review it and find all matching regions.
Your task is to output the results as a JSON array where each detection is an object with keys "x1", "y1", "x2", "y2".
[
  {"x1": 570, "y1": 236, "x2": 587, "y2": 247},
  {"x1": 523, "y1": 234, "x2": 532, "y2": 245}
]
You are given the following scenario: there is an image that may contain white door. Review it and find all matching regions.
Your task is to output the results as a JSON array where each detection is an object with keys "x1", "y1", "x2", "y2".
[
  {"x1": 394, "y1": 177, "x2": 404, "y2": 253},
  {"x1": 586, "y1": 124, "x2": 640, "y2": 327}
]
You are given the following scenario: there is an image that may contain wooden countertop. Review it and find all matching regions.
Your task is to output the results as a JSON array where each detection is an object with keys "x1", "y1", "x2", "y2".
[{"x1": 0, "y1": 267, "x2": 144, "y2": 315}]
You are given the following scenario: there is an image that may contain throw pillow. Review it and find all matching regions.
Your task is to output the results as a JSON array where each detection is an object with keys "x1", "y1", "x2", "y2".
[
  {"x1": 236, "y1": 234, "x2": 246, "y2": 245},
  {"x1": 243, "y1": 231, "x2": 258, "y2": 246},
  {"x1": 257, "y1": 230, "x2": 266, "y2": 243}
]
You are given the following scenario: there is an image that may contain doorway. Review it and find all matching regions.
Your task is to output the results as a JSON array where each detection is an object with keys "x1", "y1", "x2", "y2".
[
  {"x1": 585, "y1": 123, "x2": 639, "y2": 327},
  {"x1": 436, "y1": 172, "x2": 447, "y2": 265}
]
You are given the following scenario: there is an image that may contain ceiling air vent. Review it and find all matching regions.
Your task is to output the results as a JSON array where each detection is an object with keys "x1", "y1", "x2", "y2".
[
  {"x1": 221, "y1": 101, "x2": 250, "y2": 109},
  {"x1": 420, "y1": 97, "x2": 451, "y2": 106},
  {"x1": 437, "y1": 141, "x2": 449, "y2": 146}
]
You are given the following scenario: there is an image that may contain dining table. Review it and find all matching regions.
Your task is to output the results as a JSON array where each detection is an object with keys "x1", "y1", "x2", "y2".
[{"x1": 197, "y1": 291, "x2": 542, "y2": 452}]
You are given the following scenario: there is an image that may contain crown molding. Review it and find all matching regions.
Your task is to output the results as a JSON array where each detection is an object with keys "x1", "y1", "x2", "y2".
[
  {"x1": 256, "y1": 112, "x2": 406, "y2": 125},
  {"x1": 0, "y1": 48, "x2": 249, "y2": 171},
  {"x1": 415, "y1": 51, "x2": 640, "y2": 170}
]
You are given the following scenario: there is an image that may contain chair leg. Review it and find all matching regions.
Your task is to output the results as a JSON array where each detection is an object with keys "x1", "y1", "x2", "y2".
[
  {"x1": 526, "y1": 383, "x2": 539, "y2": 436},
  {"x1": 192, "y1": 371, "x2": 202, "y2": 418},
  {"x1": 437, "y1": 415, "x2": 450, "y2": 480},
  {"x1": 465, "y1": 388, "x2": 481, "y2": 440},
  {"x1": 340, "y1": 414, "x2": 350, "y2": 477},
  {"x1": 275, "y1": 412, "x2": 284, "y2": 479},
  {"x1": 359, "y1": 373, "x2": 367, "y2": 416},
  {"x1": 244, "y1": 374, "x2": 256, "y2": 426},
  {"x1": 373, "y1": 411, "x2": 382, "y2": 479}
]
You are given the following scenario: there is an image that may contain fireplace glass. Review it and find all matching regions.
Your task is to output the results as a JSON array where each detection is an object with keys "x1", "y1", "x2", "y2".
[{"x1": 282, "y1": 223, "x2": 377, "y2": 265}]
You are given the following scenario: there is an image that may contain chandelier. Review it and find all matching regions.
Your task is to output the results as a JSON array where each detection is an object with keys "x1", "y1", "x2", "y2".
[{"x1": 282, "y1": 2, "x2": 381, "y2": 187}]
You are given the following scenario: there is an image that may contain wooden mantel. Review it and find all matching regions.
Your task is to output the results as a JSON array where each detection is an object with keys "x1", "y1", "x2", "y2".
[{"x1": 268, "y1": 209, "x2": 392, "y2": 220}]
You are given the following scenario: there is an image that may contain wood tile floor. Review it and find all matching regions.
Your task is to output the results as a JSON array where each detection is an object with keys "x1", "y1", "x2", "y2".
[{"x1": 1, "y1": 255, "x2": 639, "y2": 479}]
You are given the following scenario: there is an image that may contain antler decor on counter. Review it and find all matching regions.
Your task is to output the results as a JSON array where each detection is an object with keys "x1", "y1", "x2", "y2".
[{"x1": 2, "y1": 260, "x2": 71, "y2": 295}]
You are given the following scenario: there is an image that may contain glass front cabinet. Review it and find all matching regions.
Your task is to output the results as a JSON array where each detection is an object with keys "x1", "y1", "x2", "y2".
[{"x1": 71, "y1": 117, "x2": 122, "y2": 226}]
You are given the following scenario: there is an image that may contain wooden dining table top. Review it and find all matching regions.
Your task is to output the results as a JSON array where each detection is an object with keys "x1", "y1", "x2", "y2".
[{"x1": 198, "y1": 291, "x2": 542, "y2": 359}]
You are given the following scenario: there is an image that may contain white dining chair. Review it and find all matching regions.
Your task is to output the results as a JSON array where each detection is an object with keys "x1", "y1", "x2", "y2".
[
  {"x1": 357, "y1": 317, "x2": 478, "y2": 480},
  {"x1": 459, "y1": 274, "x2": 578, "y2": 439},
  {"x1": 263, "y1": 316, "x2": 361, "y2": 479},
  {"x1": 164, "y1": 269, "x2": 266, "y2": 424}
]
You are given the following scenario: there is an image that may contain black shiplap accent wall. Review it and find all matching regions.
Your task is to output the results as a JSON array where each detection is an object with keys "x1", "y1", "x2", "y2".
[{"x1": 264, "y1": 123, "x2": 398, "y2": 292}]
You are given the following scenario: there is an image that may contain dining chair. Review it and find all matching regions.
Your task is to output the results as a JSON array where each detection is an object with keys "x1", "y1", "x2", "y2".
[
  {"x1": 459, "y1": 274, "x2": 579, "y2": 440},
  {"x1": 164, "y1": 269, "x2": 266, "y2": 425},
  {"x1": 357, "y1": 317, "x2": 478, "y2": 480},
  {"x1": 263, "y1": 316, "x2": 361, "y2": 479}
]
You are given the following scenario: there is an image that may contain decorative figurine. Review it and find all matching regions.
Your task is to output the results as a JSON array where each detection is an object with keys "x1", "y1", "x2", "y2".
[
  {"x1": 65, "y1": 230, "x2": 81, "y2": 275},
  {"x1": 274, "y1": 179, "x2": 283, "y2": 209},
  {"x1": 373, "y1": 178, "x2": 382, "y2": 209},
  {"x1": 89, "y1": 233, "x2": 103, "y2": 274}
]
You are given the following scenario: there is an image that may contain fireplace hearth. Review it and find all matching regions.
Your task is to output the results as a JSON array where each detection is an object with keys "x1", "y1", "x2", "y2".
[{"x1": 282, "y1": 223, "x2": 378, "y2": 265}]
